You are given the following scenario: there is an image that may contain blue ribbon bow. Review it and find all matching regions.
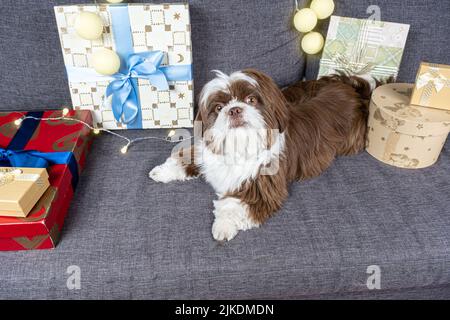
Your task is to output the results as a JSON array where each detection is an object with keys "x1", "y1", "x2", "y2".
[
  {"x1": 0, "y1": 148, "x2": 73, "y2": 169},
  {"x1": 2, "y1": 112, "x2": 81, "y2": 189},
  {"x1": 105, "y1": 51, "x2": 191, "y2": 125}
]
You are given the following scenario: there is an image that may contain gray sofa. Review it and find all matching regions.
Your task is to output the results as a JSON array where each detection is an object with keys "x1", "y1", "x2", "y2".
[{"x1": 0, "y1": 0, "x2": 449, "y2": 299}]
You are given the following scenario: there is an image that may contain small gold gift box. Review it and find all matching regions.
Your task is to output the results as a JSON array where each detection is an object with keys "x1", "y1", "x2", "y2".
[
  {"x1": 410, "y1": 62, "x2": 450, "y2": 111},
  {"x1": 0, "y1": 167, "x2": 50, "y2": 217}
]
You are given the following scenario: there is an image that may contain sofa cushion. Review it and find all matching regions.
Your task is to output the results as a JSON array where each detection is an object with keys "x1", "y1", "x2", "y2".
[
  {"x1": 305, "y1": 0, "x2": 450, "y2": 82},
  {"x1": 0, "y1": 132, "x2": 448, "y2": 299},
  {"x1": 0, "y1": 0, "x2": 304, "y2": 111}
]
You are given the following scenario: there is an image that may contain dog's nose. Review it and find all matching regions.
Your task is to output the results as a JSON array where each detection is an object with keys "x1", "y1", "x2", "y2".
[{"x1": 228, "y1": 107, "x2": 243, "y2": 117}]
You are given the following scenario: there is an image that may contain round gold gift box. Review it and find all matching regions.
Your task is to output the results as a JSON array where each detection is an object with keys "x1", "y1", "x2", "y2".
[{"x1": 366, "y1": 83, "x2": 450, "y2": 169}]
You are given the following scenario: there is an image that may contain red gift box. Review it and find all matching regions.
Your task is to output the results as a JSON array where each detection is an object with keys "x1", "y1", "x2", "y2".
[{"x1": 0, "y1": 110, "x2": 93, "y2": 251}]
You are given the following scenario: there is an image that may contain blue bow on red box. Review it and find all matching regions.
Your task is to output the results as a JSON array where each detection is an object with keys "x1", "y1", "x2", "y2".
[{"x1": 0, "y1": 112, "x2": 79, "y2": 189}]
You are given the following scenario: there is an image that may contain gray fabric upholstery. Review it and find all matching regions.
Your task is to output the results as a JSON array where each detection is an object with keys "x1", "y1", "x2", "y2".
[
  {"x1": 0, "y1": 132, "x2": 449, "y2": 299},
  {"x1": 0, "y1": 0, "x2": 304, "y2": 111},
  {"x1": 1, "y1": 0, "x2": 450, "y2": 299},
  {"x1": 305, "y1": 0, "x2": 450, "y2": 81}
]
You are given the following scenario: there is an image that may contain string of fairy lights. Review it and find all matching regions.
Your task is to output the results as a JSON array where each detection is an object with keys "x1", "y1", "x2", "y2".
[
  {"x1": 293, "y1": 0, "x2": 335, "y2": 55},
  {"x1": 13, "y1": 108, "x2": 192, "y2": 154}
]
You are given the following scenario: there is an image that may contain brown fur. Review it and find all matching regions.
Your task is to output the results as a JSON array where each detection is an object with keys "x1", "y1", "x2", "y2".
[
  {"x1": 187, "y1": 70, "x2": 371, "y2": 225},
  {"x1": 174, "y1": 145, "x2": 200, "y2": 177}
]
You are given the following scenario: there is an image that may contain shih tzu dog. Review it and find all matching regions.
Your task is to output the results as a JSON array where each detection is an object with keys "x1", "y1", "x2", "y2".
[{"x1": 149, "y1": 69, "x2": 372, "y2": 241}]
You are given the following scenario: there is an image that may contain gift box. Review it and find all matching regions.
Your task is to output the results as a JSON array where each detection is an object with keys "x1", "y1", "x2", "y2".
[
  {"x1": 0, "y1": 110, "x2": 93, "y2": 250},
  {"x1": 318, "y1": 16, "x2": 410, "y2": 82},
  {"x1": 0, "y1": 167, "x2": 50, "y2": 218},
  {"x1": 54, "y1": 3, "x2": 194, "y2": 130},
  {"x1": 410, "y1": 62, "x2": 450, "y2": 111},
  {"x1": 366, "y1": 83, "x2": 450, "y2": 169}
]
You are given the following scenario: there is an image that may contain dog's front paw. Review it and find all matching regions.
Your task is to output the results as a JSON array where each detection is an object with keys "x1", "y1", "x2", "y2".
[
  {"x1": 211, "y1": 197, "x2": 259, "y2": 241},
  {"x1": 212, "y1": 217, "x2": 239, "y2": 241},
  {"x1": 149, "y1": 157, "x2": 187, "y2": 183},
  {"x1": 149, "y1": 164, "x2": 171, "y2": 183}
]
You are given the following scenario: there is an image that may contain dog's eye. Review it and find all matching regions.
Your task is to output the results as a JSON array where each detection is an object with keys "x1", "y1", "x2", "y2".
[
  {"x1": 215, "y1": 104, "x2": 223, "y2": 112},
  {"x1": 246, "y1": 96, "x2": 258, "y2": 106}
]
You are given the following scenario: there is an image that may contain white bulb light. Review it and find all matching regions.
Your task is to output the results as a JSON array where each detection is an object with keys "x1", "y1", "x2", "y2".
[
  {"x1": 62, "y1": 108, "x2": 70, "y2": 116},
  {"x1": 293, "y1": 8, "x2": 318, "y2": 33},
  {"x1": 14, "y1": 118, "x2": 23, "y2": 126},
  {"x1": 93, "y1": 128, "x2": 100, "y2": 134},
  {"x1": 74, "y1": 11, "x2": 104, "y2": 40},
  {"x1": 92, "y1": 48, "x2": 121, "y2": 76},
  {"x1": 310, "y1": 0, "x2": 335, "y2": 20},
  {"x1": 120, "y1": 146, "x2": 128, "y2": 154},
  {"x1": 301, "y1": 31, "x2": 325, "y2": 54}
]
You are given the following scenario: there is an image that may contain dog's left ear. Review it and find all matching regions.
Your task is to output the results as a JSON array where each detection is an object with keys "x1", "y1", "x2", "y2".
[{"x1": 242, "y1": 69, "x2": 289, "y2": 133}]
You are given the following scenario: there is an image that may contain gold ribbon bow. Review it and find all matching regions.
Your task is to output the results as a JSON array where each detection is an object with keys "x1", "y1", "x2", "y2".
[
  {"x1": 0, "y1": 169, "x2": 40, "y2": 187},
  {"x1": 0, "y1": 169, "x2": 23, "y2": 187}
]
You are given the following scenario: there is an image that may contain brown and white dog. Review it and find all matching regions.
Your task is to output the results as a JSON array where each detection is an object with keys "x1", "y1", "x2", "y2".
[{"x1": 149, "y1": 69, "x2": 372, "y2": 241}]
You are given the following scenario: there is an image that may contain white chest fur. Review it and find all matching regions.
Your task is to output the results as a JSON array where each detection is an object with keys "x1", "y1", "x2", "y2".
[{"x1": 198, "y1": 133, "x2": 285, "y2": 196}]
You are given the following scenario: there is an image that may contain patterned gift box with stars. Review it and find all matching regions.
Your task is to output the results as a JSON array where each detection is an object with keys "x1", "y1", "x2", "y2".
[
  {"x1": 54, "y1": 3, "x2": 194, "y2": 130},
  {"x1": 366, "y1": 83, "x2": 450, "y2": 169}
]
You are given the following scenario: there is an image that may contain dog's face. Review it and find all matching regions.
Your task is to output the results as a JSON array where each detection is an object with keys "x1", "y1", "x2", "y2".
[{"x1": 197, "y1": 69, "x2": 289, "y2": 153}]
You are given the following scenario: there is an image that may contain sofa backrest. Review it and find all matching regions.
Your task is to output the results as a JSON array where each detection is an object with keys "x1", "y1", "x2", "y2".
[{"x1": 0, "y1": 1, "x2": 449, "y2": 112}]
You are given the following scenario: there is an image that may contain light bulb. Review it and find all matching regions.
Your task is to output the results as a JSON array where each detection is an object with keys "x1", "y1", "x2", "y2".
[
  {"x1": 120, "y1": 146, "x2": 128, "y2": 154},
  {"x1": 14, "y1": 118, "x2": 23, "y2": 126},
  {"x1": 168, "y1": 130, "x2": 176, "y2": 137},
  {"x1": 92, "y1": 48, "x2": 121, "y2": 76},
  {"x1": 301, "y1": 31, "x2": 325, "y2": 54},
  {"x1": 293, "y1": 8, "x2": 318, "y2": 33},
  {"x1": 93, "y1": 128, "x2": 100, "y2": 134},
  {"x1": 74, "y1": 11, "x2": 104, "y2": 40},
  {"x1": 310, "y1": 0, "x2": 335, "y2": 20},
  {"x1": 62, "y1": 108, "x2": 70, "y2": 116}
]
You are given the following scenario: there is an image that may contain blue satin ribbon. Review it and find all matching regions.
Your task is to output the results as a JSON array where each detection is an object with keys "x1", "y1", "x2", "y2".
[
  {"x1": 105, "y1": 5, "x2": 192, "y2": 128},
  {"x1": 1, "y1": 112, "x2": 80, "y2": 189},
  {"x1": 105, "y1": 51, "x2": 192, "y2": 127}
]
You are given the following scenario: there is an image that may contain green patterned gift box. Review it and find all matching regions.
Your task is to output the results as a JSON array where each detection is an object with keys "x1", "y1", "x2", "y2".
[{"x1": 318, "y1": 16, "x2": 410, "y2": 82}]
